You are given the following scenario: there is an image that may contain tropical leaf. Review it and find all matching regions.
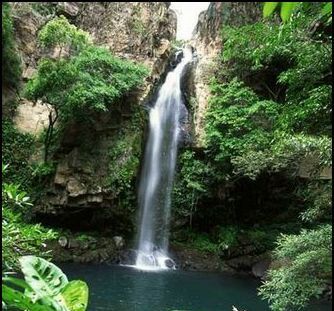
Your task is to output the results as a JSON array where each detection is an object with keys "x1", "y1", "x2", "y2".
[
  {"x1": 280, "y1": 2, "x2": 299, "y2": 22},
  {"x1": 2, "y1": 284, "x2": 54, "y2": 311},
  {"x1": 3, "y1": 276, "x2": 32, "y2": 292},
  {"x1": 12, "y1": 256, "x2": 90, "y2": 311},
  {"x1": 58, "y1": 280, "x2": 89, "y2": 311},
  {"x1": 263, "y1": 2, "x2": 279, "y2": 17},
  {"x1": 19, "y1": 256, "x2": 69, "y2": 299}
]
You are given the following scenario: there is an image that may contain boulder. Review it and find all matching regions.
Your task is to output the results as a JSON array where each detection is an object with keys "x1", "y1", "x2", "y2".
[
  {"x1": 58, "y1": 236, "x2": 68, "y2": 248},
  {"x1": 165, "y1": 258, "x2": 175, "y2": 269},
  {"x1": 252, "y1": 258, "x2": 271, "y2": 279}
]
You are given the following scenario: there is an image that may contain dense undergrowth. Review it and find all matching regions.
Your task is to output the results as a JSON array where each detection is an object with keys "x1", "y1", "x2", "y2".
[{"x1": 172, "y1": 3, "x2": 332, "y2": 310}]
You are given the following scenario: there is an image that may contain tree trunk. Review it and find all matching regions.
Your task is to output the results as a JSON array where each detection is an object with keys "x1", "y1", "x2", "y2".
[{"x1": 44, "y1": 108, "x2": 59, "y2": 163}]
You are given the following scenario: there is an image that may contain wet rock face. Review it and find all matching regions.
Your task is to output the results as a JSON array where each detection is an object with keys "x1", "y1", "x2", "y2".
[
  {"x1": 47, "y1": 235, "x2": 126, "y2": 264},
  {"x1": 38, "y1": 142, "x2": 115, "y2": 214}
]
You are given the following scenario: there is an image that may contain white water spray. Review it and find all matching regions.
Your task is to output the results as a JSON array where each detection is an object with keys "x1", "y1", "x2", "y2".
[{"x1": 134, "y1": 48, "x2": 193, "y2": 271}]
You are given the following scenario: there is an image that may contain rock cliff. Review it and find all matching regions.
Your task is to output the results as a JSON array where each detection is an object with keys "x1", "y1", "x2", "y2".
[
  {"x1": 11, "y1": 2, "x2": 176, "y2": 134},
  {"x1": 190, "y1": 2, "x2": 261, "y2": 147},
  {"x1": 8, "y1": 2, "x2": 177, "y2": 234}
]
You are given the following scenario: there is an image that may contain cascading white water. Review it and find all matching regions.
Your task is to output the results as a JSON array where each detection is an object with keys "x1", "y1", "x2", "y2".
[{"x1": 134, "y1": 47, "x2": 193, "y2": 271}]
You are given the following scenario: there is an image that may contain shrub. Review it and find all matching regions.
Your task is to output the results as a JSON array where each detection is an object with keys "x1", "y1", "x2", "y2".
[
  {"x1": 259, "y1": 225, "x2": 332, "y2": 311},
  {"x1": 2, "y1": 2, "x2": 22, "y2": 89}
]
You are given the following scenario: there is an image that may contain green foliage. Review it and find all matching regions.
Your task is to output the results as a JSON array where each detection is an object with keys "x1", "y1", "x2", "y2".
[
  {"x1": 64, "y1": 46, "x2": 149, "y2": 119},
  {"x1": 107, "y1": 129, "x2": 141, "y2": 196},
  {"x1": 215, "y1": 226, "x2": 238, "y2": 251},
  {"x1": 213, "y1": 9, "x2": 333, "y2": 310},
  {"x1": 321, "y1": 2, "x2": 332, "y2": 17},
  {"x1": 175, "y1": 230, "x2": 220, "y2": 253},
  {"x1": 173, "y1": 150, "x2": 211, "y2": 224},
  {"x1": 299, "y1": 180, "x2": 332, "y2": 223},
  {"x1": 2, "y1": 256, "x2": 89, "y2": 311},
  {"x1": 3, "y1": 182, "x2": 33, "y2": 209},
  {"x1": 278, "y1": 86, "x2": 332, "y2": 134},
  {"x1": 222, "y1": 17, "x2": 332, "y2": 87},
  {"x1": 2, "y1": 119, "x2": 35, "y2": 190},
  {"x1": 172, "y1": 225, "x2": 291, "y2": 256},
  {"x1": 263, "y1": 2, "x2": 280, "y2": 18},
  {"x1": 206, "y1": 11, "x2": 332, "y2": 181},
  {"x1": 26, "y1": 16, "x2": 149, "y2": 118},
  {"x1": 263, "y1": 2, "x2": 332, "y2": 22},
  {"x1": 27, "y1": 17, "x2": 148, "y2": 119},
  {"x1": 2, "y1": 2, "x2": 22, "y2": 89},
  {"x1": 2, "y1": 195, "x2": 57, "y2": 271},
  {"x1": 31, "y1": 162, "x2": 57, "y2": 179},
  {"x1": 106, "y1": 110, "x2": 146, "y2": 212},
  {"x1": 209, "y1": 11, "x2": 332, "y2": 310},
  {"x1": 25, "y1": 16, "x2": 149, "y2": 162},
  {"x1": 231, "y1": 133, "x2": 331, "y2": 179},
  {"x1": 259, "y1": 225, "x2": 332, "y2": 311},
  {"x1": 171, "y1": 39, "x2": 186, "y2": 50},
  {"x1": 2, "y1": 162, "x2": 57, "y2": 271},
  {"x1": 38, "y1": 15, "x2": 89, "y2": 53},
  {"x1": 206, "y1": 79, "x2": 279, "y2": 165}
]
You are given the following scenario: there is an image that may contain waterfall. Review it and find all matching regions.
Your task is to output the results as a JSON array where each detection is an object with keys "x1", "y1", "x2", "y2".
[{"x1": 134, "y1": 47, "x2": 193, "y2": 271}]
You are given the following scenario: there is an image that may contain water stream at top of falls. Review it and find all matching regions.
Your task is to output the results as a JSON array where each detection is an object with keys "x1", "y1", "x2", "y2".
[{"x1": 134, "y1": 47, "x2": 193, "y2": 271}]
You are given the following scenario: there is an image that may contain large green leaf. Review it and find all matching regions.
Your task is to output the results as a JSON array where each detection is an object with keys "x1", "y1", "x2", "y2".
[
  {"x1": 263, "y1": 2, "x2": 279, "y2": 17},
  {"x1": 280, "y1": 2, "x2": 299, "y2": 22},
  {"x1": 58, "y1": 280, "x2": 89, "y2": 311},
  {"x1": 2, "y1": 284, "x2": 54, "y2": 311},
  {"x1": 17, "y1": 256, "x2": 89, "y2": 311},
  {"x1": 19, "y1": 256, "x2": 69, "y2": 299},
  {"x1": 3, "y1": 276, "x2": 32, "y2": 292}
]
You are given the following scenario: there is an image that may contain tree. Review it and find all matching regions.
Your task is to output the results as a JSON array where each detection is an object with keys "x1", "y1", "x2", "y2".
[{"x1": 25, "y1": 16, "x2": 149, "y2": 163}]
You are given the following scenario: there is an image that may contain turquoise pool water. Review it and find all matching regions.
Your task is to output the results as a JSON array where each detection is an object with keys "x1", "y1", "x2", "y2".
[{"x1": 59, "y1": 263, "x2": 331, "y2": 311}]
